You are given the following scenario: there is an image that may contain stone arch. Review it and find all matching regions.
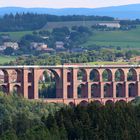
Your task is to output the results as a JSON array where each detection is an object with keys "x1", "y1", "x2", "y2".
[
  {"x1": 129, "y1": 83, "x2": 137, "y2": 97},
  {"x1": 118, "y1": 100, "x2": 126, "y2": 103},
  {"x1": 127, "y1": 68, "x2": 137, "y2": 81},
  {"x1": 77, "y1": 69, "x2": 87, "y2": 82},
  {"x1": 69, "y1": 102, "x2": 75, "y2": 107},
  {"x1": 104, "y1": 83, "x2": 113, "y2": 97},
  {"x1": 13, "y1": 85, "x2": 21, "y2": 95},
  {"x1": 102, "y1": 69, "x2": 112, "y2": 82},
  {"x1": 93, "y1": 100, "x2": 102, "y2": 105},
  {"x1": 116, "y1": 83, "x2": 125, "y2": 97},
  {"x1": 91, "y1": 84, "x2": 100, "y2": 98},
  {"x1": 77, "y1": 84, "x2": 87, "y2": 98},
  {"x1": 90, "y1": 69, "x2": 100, "y2": 82},
  {"x1": 38, "y1": 69, "x2": 58, "y2": 99},
  {"x1": 0, "y1": 69, "x2": 8, "y2": 83},
  {"x1": 0, "y1": 85, "x2": 8, "y2": 93},
  {"x1": 115, "y1": 69, "x2": 125, "y2": 81},
  {"x1": 79, "y1": 100, "x2": 88, "y2": 106},
  {"x1": 105, "y1": 100, "x2": 114, "y2": 105}
]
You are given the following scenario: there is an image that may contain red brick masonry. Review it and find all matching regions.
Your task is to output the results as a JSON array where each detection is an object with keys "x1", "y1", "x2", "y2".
[{"x1": 0, "y1": 65, "x2": 139, "y2": 105}]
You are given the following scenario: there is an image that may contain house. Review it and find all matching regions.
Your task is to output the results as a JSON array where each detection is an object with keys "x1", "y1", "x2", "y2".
[
  {"x1": 55, "y1": 41, "x2": 65, "y2": 49},
  {"x1": 31, "y1": 42, "x2": 48, "y2": 51},
  {"x1": 31, "y1": 42, "x2": 55, "y2": 53},
  {"x1": 4, "y1": 42, "x2": 19, "y2": 50}
]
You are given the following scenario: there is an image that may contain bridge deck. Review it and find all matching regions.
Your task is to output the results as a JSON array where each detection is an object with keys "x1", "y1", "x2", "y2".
[{"x1": 0, "y1": 64, "x2": 140, "y2": 69}]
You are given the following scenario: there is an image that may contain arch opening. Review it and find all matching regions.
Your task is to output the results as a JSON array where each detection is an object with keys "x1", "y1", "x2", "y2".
[
  {"x1": 13, "y1": 85, "x2": 21, "y2": 95},
  {"x1": 104, "y1": 83, "x2": 113, "y2": 97},
  {"x1": 129, "y1": 83, "x2": 137, "y2": 97},
  {"x1": 105, "y1": 100, "x2": 114, "y2": 105},
  {"x1": 79, "y1": 100, "x2": 88, "y2": 106},
  {"x1": 10, "y1": 70, "x2": 22, "y2": 83},
  {"x1": 0, "y1": 70, "x2": 8, "y2": 83},
  {"x1": 93, "y1": 100, "x2": 102, "y2": 105},
  {"x1": 127, "y1": 69, "x2": 137, "y2": 81},
  {"x1": 28, "y1": 70, "x2": 32, "y2": 83},
  {"x1": 28, "y1": 86, "x2": 33, "y2": 99},
  {"x1": 115, "y1": 69, "x2": 125, "y2": 81},
  {"x1": 67, "y1": 85, "x2": 73, "y2": 98},
  {"x1": 102, "y1": 69, "x2": 112, "y2": 82},
  {"x1": 77, "y1": 84, "x2": 87, "y2": 98},
  {"x1": 91, "y1": 84, "x2": 100, "y2": 98},
  {"x1": 90, "y1": 69, "x2": 99, "y2": 82},
  {"x1": 67, "y1": 69, "x2": 72, "y2": 82},
  {"x1": 116, "y1": 83, "x2": 125, "y2": 97},
  {"x1": 77, "y1": 69, "x2": 87, "y2": 82},
  {"x1": 38, "y1": 70, "x2": 59, "y2": 99}
]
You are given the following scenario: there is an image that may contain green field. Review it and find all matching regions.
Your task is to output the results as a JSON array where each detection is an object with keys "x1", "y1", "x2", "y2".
[
  {"x1": 87, "y1": 61, "x2": 129, "y2": 65},
  {"x1": 0, "y1": 56, "x2": 16, "y2": 64},
  {"x1": 82, "y1": 26, "x2": 140, "y2": 48},
  {"x1": 0, "y1": 31, "x2": 33, "y2": 41}
]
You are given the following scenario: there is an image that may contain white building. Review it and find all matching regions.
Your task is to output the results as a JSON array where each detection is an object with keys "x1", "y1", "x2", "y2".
[
  {"x1": 98, "y1": 22, "x2": 121, "y2": 28},
  {"x1": 4, "y1": 42, "x2": 19, "y2": 50},
  {"x1": 31, "y1": 42, "x2": 48, "y2": 51}
]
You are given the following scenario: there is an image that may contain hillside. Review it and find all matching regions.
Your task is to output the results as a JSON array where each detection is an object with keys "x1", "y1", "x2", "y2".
[
  {"x1": 1, "y1": 4, "x2": 140, "y2": 19},
  {"x1": 82, "y1": 26, "x2": 140, "y2": 48}
]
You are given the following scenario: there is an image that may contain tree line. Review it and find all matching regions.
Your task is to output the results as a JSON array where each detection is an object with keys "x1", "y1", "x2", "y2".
[
  {"x1": 0, "y1": 13, "x2": 115, "y2": 32},
  {"x1": 7, "y1": 48, "x2": 139, "y2": 66},
  {"x1": 0, "y1": 93, "x2": 140, "y2": 140}
]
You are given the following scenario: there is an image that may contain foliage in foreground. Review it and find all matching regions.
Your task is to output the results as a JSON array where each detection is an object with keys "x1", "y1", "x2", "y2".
[
  {"x1": 0, "y1": 94, "x2": 140, "y2": 140},
  {"x1": 0, "y1": 93, "x2": 64, "y2": 140}
]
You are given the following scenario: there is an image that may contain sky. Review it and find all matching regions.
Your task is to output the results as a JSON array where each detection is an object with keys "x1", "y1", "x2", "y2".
[{"x1": 0, "y1": 0, "x2": 140, "y2": 8}]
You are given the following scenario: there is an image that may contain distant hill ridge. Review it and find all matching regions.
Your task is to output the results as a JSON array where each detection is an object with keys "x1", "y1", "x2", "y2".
[{"x1": 0, "y1": 4, "x2": 140, "y2": 19}]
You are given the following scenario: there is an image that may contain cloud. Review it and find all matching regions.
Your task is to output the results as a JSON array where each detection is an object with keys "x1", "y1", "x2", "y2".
[{"x1": 0, "y1": 0, "x2": 140, "y2": 8}]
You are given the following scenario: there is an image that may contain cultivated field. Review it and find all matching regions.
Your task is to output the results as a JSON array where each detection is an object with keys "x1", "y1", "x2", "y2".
[
  {"x1": 82, "y1": 26, "x2": 140, "y2": 48},
  {"x1": 43, "y1": 21, "x2": 118, "y2": 30}
]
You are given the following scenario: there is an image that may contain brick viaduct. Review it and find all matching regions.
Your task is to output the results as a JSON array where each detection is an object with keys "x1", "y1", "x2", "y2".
[{"x1": 0, "y1": 65, "x2": 140, "y2": 105}]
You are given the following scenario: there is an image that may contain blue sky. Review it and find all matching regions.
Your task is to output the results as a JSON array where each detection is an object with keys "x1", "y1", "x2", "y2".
[{"x1": 0, "y1": 0, "x2": 140, "y2": 8}]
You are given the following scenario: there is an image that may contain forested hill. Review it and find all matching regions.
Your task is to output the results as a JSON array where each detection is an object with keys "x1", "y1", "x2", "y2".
[{"x1": 1, "y1": 4, "x2": 140, "y2": 19}]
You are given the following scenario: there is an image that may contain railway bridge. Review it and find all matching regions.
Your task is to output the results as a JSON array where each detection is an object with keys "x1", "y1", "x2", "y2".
[{"x1": 0, "y1": 65, "x2": 139, "y2": 105}]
